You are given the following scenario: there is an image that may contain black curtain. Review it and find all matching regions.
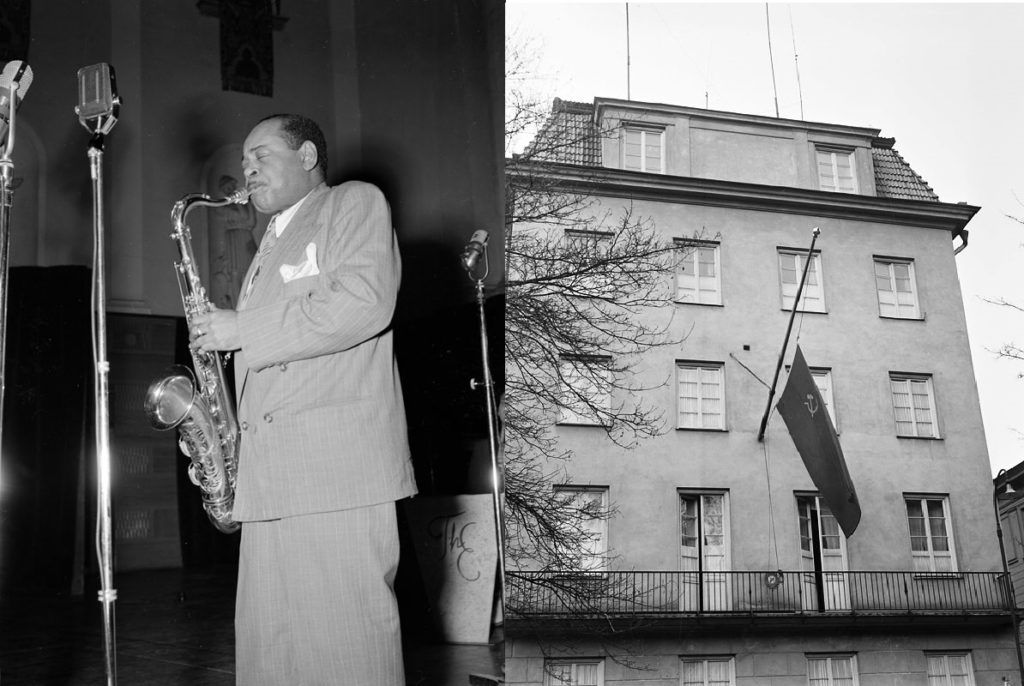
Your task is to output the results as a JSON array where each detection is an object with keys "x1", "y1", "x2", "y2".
[{"x1": 0, "y1": 266, "x2": 92, "y2": 594}]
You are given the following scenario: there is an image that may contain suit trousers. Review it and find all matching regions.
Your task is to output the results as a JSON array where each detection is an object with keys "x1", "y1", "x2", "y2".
[{"x1": 235, "y1": 503, "x2": 405, "y2": 686}]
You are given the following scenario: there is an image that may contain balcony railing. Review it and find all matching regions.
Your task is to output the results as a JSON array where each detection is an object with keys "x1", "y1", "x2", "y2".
[{"x1": 507, "y1": 570, "x2": 1013, "y2": 617}]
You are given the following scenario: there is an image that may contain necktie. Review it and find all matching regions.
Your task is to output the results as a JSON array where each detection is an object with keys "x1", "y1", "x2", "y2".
[{"x1": 240, "y1": 215, "x2": 278, "y2": 306}]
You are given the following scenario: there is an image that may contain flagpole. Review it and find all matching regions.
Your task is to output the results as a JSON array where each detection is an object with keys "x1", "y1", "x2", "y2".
[{"x1": 757, "y1": 227, "x2": 819, "y2": 442}]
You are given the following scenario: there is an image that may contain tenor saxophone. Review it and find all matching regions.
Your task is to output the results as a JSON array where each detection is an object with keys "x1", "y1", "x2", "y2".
[{"x1": 144, "y1": 189, "x2": 249, "y2": 534}]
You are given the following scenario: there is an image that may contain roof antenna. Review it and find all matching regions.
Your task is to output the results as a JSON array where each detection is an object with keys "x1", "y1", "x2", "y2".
[
  {"x1": 789, "y1": 4, "x2": 805, "y2": 120},
  {"x1": 625, "y1": 3, "x2": 632, "y2": 100},
  {"x1": 765, "y1": 3, "x2": 780, "y2": 118}
]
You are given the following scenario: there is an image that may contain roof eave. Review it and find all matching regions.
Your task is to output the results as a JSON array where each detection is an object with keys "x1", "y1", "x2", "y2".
[{"x1": 506, "y1": 160, "x2": 979, "y2": 236}]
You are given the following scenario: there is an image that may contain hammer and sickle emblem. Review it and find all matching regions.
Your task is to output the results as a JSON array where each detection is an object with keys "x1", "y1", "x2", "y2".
[{"x1": 803, "y1": 393, "x2": 819, "y2": 417}]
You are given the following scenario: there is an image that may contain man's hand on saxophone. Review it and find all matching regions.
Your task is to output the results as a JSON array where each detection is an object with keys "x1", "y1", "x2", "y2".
[{"x1": 191, "y1": 304, "x2": 242, "y2": 353}]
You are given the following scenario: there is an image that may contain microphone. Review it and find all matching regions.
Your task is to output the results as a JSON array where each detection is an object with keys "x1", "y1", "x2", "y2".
[
  {"x1": 0, "y1": 61, "x2": 34, "y2": 145},
  {"x1": 75, "y1": 63, "x2": 120, "y2": 135},
  {"x1": 461, "y1": 229, "x2": 489, "y2": 272}
]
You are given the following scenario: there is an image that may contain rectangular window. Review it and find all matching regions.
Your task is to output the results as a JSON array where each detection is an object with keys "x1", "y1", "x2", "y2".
[
  {"x1": 816, "y1": 148, "x2": 857, "y2": 193},
  {"x1": 925, "y1": 652, "x2": 975, "y2": 686},
  {"x1": 778, "y1": 250, "x2": 826, "y2": 312},
  {"x1": 564, "y1": 229, "x2": 613, "y2": 297},
  {"x1": 874, "y1": 258, "x2": 921, "y2": 319},
  {"x1": 811, "y1": 368, "x2": 837, "y2": 429},
  {"x1": 553, "y1": 486, "x2": 608, "y2": 573},
  {"x1": 807, "y1": 655, "x2": 858, "y2": 686},
  {"x1": 679, "y1": 493, "x2": 731, "y2": 611},
  {"x1": 676, "y1": 241, "x2": 721, "y2": 305},
  {"x1": 681, "y1": 657, "x2": 735, "y2": 686},
  {"x1": 545, "y1": 659, "x2": 604, "y2": 686},
  {"x1": 558, "y1": 355, "x2": 611, "y2": 426},
  {"x1": 890, "y1": 374, "x2": 938, "y2": 438},
  {"x1": 677, "y1": 363, "x2": 725, "y2": 430},
  {"x1": 905, "y1": 496, "x2": 957, "y2": 573},
  {"x1": 622, "y1": 127, "x2": 664, "y2": 173}
]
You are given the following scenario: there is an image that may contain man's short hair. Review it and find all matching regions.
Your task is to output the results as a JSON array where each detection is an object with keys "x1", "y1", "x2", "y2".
[{"x1": 259, "y1": 113, "x2": 328, "y2": 180}]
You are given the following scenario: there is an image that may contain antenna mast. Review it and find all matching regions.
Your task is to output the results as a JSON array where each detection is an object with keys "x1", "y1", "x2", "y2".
[
  {"x1": 765, "y1": 3, "x2": 780, "y2": 117},
  {"x1": 789, "y1": 5, "x2": 805, "y2": 120},
  {"x1": 625, "y1": 3, "x2": 632, "y2": 100}
]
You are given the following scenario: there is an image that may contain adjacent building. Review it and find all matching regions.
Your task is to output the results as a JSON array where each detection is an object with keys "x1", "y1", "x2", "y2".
[{"x1": 506, "y1": 97, "x2": 1017, "y2": 685}]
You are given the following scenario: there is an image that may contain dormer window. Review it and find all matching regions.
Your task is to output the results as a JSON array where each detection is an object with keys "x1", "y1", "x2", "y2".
[
  {"x1": 622, "y1": 125, "x2": 664, "y2": 173},
  {"x1": 816, "y1": 147, "x2": 857, "y2": 193}
]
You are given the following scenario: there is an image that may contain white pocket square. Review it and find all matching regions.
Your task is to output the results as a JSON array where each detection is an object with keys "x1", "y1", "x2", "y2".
[{"x1": 279, "y1": 242, "x2": 320, "y2": 282}]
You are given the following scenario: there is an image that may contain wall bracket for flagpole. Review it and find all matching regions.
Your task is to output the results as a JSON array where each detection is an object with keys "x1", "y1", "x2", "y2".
[{"x1": 757, "y1": 226, "x2": 819, "y2": 442}]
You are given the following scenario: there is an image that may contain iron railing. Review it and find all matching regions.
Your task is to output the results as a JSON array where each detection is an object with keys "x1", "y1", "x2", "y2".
[{"x1": 507, "y1": 570, "x2": 1013, "y2": 617}]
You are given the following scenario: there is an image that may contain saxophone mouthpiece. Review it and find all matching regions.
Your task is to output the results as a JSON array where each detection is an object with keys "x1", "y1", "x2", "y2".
[{"x1": 229, "y1": 188, "x2": 250, "y2": 204}]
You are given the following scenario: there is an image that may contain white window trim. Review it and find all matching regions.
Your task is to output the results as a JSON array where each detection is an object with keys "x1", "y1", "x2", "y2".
[
  {"x1": 811, "y1": 367, "x2": 837, "y2": 431},
  {"x1": 544, "y1": 658, "x2": 606, "y2": 686},
  {"x1": 675, "y1": 240, "x2": 722, "y2": 306},
  {"x1": 553, "y1": 486, "x2": 609, "y2": 573},
  {"x1": 778, "y1": 249, "x2": 826, "y2": 313},
  {"x1": 904, "y1": 495, "x2": 959, "y2": 574},
  {"x1": 924, "y1": 651, "x2": 975, "y2": 686},
  {"x1": 890, "y1": 373, "x2": 940, "y2": 438},
  {"x1": 874, "y1": 257, "x2": 922, "y2": 319},
  {"x1": 558, "y1": 355, "x2": 612, "y2": 426},
  {"x1": 621, "y1": 125, "x2": 666, "y2": 173},
  {"x1": 676, "y1": 362, "x2": 726, "y2": 430},
  {"x1": 815, "y1": 147, "x2": 858, "y2": 193},
  {"x1": 680, "y1": 656, "x2": 736, "y2": 686},
  {"x1": 806, "y1": 653, "x2": 859, "y2": 686}
]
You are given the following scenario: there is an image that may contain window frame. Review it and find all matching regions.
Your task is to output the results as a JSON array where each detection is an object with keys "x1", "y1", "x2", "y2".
[
  {"x1": 621, "y1": 124, "x2": 666, "y2": 173},
  {"x1": 889, "y1": 373, "x2": 940, "y2": 438},
  {"x1": 806, "y1": 653, "x2": 859, "y2": 686},
  {"x1": 557, "y1": 354, "x2": 612, "y2": 427},
  {"x1": 924, "y1": 651, "x2": 975, "y2": 686},
  {"x1": 544, "y1": 658, "x2": 606, "y2": 686},
  {"x1": 874, "y1": 256, "x2": 922, "y2": 320},
  {"x1": 675, "y1": 240, "x2": 722, "y2": 306},
  {"x1": 553, "y1": 485, "x2": 609, "y2": 574},
  {"x1": 904, "y1": 495, "x2": 959, "y2": 574},
  {"x1": 680, "y1": 655, "x2": 736, "y2": 686},
  {"x1": 778, "y1": 248, "x2": 826, "y2": 313},
  {"x1": 676, "y1": 361, "x2": 726, "y2": 431},
  {"x1": 815, "y1": 146, "x2": 858, "y2": 194},
  {"x1": 563, "y1": 229, "x2": 615, "y2": 298}
]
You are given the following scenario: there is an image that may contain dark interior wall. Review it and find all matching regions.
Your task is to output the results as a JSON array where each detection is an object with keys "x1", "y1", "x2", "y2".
[
  {"x1": 350, "y1": 0, "x2": 504, "y2": 493},
  {"x1": 353, "y1": 0, "x2": 505, "y2": 317}
]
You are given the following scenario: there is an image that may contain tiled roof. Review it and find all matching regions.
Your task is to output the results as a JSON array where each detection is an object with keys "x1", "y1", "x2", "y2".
[
  {"x1": 520, "y1": 98, "x2": 600, "y2": 166},
  {"x1": 519, "y1": 99, "x2": 940, "y2": 202},
  {"x1": 870, "y1": 137, "x2": 939, "y2": 201}
]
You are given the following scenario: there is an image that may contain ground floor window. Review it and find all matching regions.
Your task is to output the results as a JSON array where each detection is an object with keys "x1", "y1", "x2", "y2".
[
  {"x1": 681, "y1": 656, "x2": 734, "y2": 685},
  {"x1": 807, "y1": 654, "x2": 857, "y2": 686}
]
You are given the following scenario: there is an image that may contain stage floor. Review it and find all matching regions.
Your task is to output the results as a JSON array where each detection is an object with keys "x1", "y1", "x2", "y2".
[{"x1": 1, "y1": 565, "x2": 502, "y2": 685}]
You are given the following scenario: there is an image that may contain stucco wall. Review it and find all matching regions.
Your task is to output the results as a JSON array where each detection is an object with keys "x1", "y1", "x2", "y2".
[
  {"x1": 506, "y1": 630, "x2": 1018, "y2": 686},
  {"x1": 550, "y1": 194, "x2": 998, "y2": 575}
]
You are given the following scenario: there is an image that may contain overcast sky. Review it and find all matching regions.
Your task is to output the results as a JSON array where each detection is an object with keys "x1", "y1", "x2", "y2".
[{"x1": 507, "y1": 1, "x2": 1024, "y2": 476}]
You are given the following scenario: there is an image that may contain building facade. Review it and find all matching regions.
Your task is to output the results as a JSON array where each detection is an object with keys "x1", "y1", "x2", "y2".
[{"x1": 506, "y1": 98, "x2": 1017, "y2": 685}]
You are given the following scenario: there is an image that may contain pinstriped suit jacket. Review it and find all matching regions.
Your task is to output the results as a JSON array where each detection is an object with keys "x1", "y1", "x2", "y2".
[{"x1": 231, "y1": 180, "x2": 417, "y2": 521}]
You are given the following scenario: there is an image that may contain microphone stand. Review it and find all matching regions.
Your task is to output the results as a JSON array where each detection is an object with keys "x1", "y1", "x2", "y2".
[
  {"x1": 463, "y1": 246, "x2": 506, "y2": 632},
  {"x1": 80, "y1": 107, "x2": 120, "y2": 686},
  {"x1": 0, "y1": 73, "x2": 20, "y2": 510}
]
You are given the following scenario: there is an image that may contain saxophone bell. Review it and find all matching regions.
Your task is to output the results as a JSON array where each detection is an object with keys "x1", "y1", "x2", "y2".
[{"x1": 144, "y1": 365, "x2": 198, "y2": 431}]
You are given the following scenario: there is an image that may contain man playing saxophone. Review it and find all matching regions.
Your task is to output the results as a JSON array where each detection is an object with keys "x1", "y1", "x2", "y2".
[{"x1": 191, "y1": 113, "x2": 417, "y2": 685}]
